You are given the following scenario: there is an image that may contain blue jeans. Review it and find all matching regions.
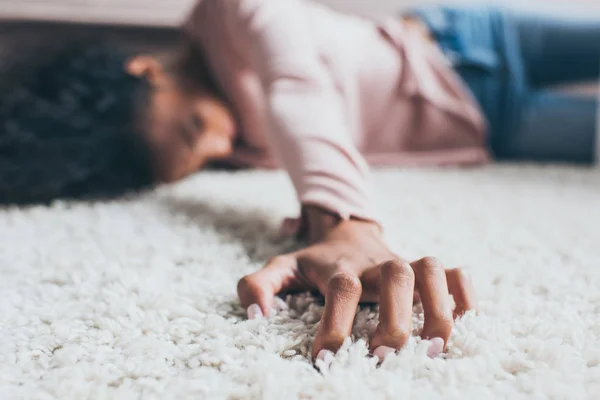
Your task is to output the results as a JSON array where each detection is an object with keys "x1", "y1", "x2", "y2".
[{"x1": 407, "y1": 6, "x2": 600, "y2": 164}]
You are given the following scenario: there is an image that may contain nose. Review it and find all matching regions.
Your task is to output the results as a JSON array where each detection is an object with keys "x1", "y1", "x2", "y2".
[{"x1": 197, "y1": 99, "x2": 236, "y2": 138}]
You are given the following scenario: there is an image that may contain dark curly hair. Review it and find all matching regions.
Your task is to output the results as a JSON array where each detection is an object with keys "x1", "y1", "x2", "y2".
[{"x1": 0, "y1": 36, "x2": 154, "y2": 205}]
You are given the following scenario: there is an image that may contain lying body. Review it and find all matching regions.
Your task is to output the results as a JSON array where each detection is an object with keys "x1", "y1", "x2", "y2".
[{"x1": 1, "y1": 1, "x2": 598, "y2": 362}]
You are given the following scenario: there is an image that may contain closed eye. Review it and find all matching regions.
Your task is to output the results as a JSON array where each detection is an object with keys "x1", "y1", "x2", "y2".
[
  {"x1": 180, "y1": 114, "x2": 203, "y2": 147},
  {"x1": 188, "y1": 114, "x2": 203, "y2": 132}
]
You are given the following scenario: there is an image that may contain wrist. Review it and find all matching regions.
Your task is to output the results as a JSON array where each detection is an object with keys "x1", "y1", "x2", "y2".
[
  {"x1": 301, "y1": 205, "x2": 339, "y2": 243},
  {"x1": 301, "y1": 205, "x2": 381, "y2": 243}
]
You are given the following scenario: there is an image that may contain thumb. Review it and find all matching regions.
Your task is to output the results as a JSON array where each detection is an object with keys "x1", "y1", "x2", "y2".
[{"x1": 237, "y1": 254, "x2": 301, "y2": 318}]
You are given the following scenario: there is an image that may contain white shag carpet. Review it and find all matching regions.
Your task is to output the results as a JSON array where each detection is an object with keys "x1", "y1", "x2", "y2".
[{"x1": 1, "y1": 165, "x2": 600, "y2": 400}]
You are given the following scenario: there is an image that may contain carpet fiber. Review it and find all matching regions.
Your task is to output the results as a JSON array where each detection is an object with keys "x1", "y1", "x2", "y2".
[{"x1": 1, "y1": 165, "x2": 600, "y2": 399}]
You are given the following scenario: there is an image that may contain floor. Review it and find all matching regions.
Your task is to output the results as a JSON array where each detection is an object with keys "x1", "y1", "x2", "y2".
[{"x1": 1, "y1": 165, "x2": 599, "y2": 399}]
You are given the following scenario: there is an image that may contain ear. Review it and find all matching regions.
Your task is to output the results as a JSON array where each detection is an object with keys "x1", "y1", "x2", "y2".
[{"x1": 125, "y1": 55, "x2": 164, "y2": 84}]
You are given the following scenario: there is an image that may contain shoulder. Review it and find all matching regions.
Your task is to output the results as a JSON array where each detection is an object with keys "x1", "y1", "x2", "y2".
[{"x1": 183, "y1": 0, "x2": 308, "y2": 34}]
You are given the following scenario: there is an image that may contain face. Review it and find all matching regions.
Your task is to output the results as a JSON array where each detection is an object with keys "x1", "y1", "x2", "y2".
[{"x1": 127, "y1": 56, "x2": 237, "y2": 183}]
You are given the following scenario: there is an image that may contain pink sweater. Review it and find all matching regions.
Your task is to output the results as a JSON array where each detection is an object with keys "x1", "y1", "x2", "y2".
[{"x1": 184, "y1": 0, "x2": 490, "y2": 223}]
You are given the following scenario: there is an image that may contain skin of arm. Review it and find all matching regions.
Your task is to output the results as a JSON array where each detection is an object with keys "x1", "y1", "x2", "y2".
[{"x1": 193, "y1": 0, "x2": 477, "y2": 362}]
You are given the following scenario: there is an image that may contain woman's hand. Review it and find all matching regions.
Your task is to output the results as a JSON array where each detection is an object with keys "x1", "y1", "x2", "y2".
[{"x1": 237, "y1": 207, "x2": 477, "y2": 362}]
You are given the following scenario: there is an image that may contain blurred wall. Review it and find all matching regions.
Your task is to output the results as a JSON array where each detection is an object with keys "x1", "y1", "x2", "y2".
[
  {"x1": 0, "y1": 0, "x2": 599, "y2": 27},
  {"x1": 0, "y1": 0, "x2": 596, "y2": 133},
  {"x1": 0, "y1": 0, "x2": 598, "y2": 90},
  {"x1": 322, "y1": 0, "x2": 600, "y2": 16}
]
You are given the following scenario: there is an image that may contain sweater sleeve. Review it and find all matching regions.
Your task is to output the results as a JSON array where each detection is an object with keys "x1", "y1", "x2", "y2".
[{"x1": 187, "y1": 0, "x2": 377, "y2": 222}]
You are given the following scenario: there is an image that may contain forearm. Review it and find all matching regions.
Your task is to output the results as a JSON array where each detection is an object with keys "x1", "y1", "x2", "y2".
[{"x1": 187, "y1": 0, "x2": 380, "y2": 228}]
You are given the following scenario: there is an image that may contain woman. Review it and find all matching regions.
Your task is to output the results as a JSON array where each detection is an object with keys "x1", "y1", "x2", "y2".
[{"x1": 1, "y1": 1, "x2": 598, "y2": 363}]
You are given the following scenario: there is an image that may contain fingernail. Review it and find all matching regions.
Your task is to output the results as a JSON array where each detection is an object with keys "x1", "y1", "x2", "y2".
[
  {"x1": 247, "y1": 304, "x2": 263, "y2": 320},
  {"x1": 373, "y1": 346, "x2": 396, "y2": 361},
  {"x1": 427, "y1": 337, "x2": 444, "y2": 358},
  {"x1": 316, "y1": 349, "x2": 334, "y2": 365}
]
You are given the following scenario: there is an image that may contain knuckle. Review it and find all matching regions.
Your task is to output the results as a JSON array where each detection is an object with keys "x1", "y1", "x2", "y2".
[
  {"x1": 327, "y1": 272, "x2": 362, "y2": 295},
  {"x1": 236, "y1": 276, "x2": 250, "y2": 291},
  {"x1": 447, "y1": 268, "x2": 471, "y2": 289},
  {"x1": 237, "y1": 275, "x2": 259, "y2": 295},
  {"x1": 415, "y1": 256, "x2": 444, "y2": 275},
  {"x1": 380, "y1": 260, "x2": 414, "y2": 287},
  {"x1": 452, "y1": 268, "x2": 470, "y2": 283},
  {"x1": 421, "y1": 256, "x2": 443, "y2": 270}
]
